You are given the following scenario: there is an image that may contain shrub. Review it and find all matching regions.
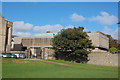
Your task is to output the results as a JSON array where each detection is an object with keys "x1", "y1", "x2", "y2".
[{"x1": 109, "y1": 47, "x2": 118, "y2": 53}]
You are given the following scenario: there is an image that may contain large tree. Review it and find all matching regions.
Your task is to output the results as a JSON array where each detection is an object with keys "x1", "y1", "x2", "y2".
[{"x1": 52, "y1": 27, "x2": 94, "y2": 63}]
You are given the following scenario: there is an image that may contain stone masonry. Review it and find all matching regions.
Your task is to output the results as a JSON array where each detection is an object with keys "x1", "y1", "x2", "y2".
[
  {"x1": 87, "y1": 52, "x2": 118, "y2": 66},
  {"x1": 0, "y1": 15, "x2": 12, "y2": 53}
]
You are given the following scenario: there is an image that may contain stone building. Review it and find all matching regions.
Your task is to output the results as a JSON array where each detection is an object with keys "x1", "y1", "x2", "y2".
[
  {"x1": 0, "y1": 15, "x2": 12, "y2": 53},
  {"x1": 13, "y1": 32, "x2": 109, "y2": 59},
  {"x1": 13, "y1": 33, "x2": 57, "y2": 59},
  {"x1": 87, "y1": 32, "x2": 109, "y2": 52}
]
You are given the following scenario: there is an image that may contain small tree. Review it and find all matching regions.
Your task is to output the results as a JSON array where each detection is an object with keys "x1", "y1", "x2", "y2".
[{"x1": 52, "y1": 27, "x2": 94, "y2": 63}]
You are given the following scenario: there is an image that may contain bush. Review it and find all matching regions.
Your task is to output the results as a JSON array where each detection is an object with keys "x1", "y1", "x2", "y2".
[
  {"x1": 48, "y1": 54, "x2": 53, "y2": 57},
  {"x1": 109, "y1": 47, "x2": 118, "y2": 53}
]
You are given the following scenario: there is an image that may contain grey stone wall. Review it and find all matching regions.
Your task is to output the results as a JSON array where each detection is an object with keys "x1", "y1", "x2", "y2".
[{"x1": 87, "y1": 52, "x2": 118, "y2": 66}]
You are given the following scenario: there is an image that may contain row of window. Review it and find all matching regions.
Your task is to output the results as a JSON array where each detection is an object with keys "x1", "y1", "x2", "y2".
[{"x1": 21, "y1": 38, "x2": 53, "y2": 44}]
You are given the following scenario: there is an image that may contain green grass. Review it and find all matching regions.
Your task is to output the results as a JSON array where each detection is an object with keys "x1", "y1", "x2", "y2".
[{"x1": 2, "y1": 58, "x2": 118, "y2": 78}]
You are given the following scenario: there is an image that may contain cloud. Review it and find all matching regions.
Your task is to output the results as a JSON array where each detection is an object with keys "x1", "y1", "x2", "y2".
[
  {"x1": 13, "y1": 21, "x2": 33, "y2": 37},
  {"x1": 83, "y1": 27, "x2": 90, "y2": 32},
  {"x1": 103, "y1": 26, "x2": 119, "y2": 40},
  {"x1": 112, "y1": 27, "x2": 120, "y2": 40},
  {"x1": 33, "y1": 24, "x2": 77, "y2": 33},
  {"x1": 90, "y1": 11, "x2": 118, "y2": 25},
  {"x1": 64, "y1": 25, "x2": 75, "y2": 29},
  {"x1": 33, "y1": 24, "x2": 63, "y2": 33},
  {"x1": 13, "y1": 32, "x2": 32, "y2": 37},
  {"x1": 70, "y1": 13, "x2": 86, "y2": 22},
  {"x1": 103, "y1": 26, "x2": 112, "y2": 34},
  {"x1": 13, "y1": 21, "x2": 33, "y2": 32},
  {"x1": 13, "y1": 20, "x2": 77, "y2": 37}
]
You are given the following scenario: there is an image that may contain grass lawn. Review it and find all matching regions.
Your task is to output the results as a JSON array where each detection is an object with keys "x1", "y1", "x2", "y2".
[{"x1": 2, "y1": 58, "x2": 118, "y2": 78}]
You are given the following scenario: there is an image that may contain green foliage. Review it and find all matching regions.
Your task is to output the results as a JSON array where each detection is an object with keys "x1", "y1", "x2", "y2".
[
  {"x1": 52, "y1": 27, "x2": 94, "y2": 63},
  {"x1": 48, "y1": 54, "x2": 54, "y2": 57},
  {"x1": 109, "y1": 47, "x2": 118, "y2": 53},
  {"x1": 71, "y1": 50, "x2": 89, "y2": 63}
]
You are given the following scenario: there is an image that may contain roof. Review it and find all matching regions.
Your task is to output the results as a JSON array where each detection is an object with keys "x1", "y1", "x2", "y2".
[
  {"x1": 87, "y1": 32, "x2": 109, "y2": 40},
  {"x1": 34, "y1": 33, "x2": 58, "y2": 38}
]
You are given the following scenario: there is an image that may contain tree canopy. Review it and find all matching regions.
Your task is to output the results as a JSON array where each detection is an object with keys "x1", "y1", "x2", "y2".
[{"x1": 52, "y1": 27, "x2": 94, "y2": 63}]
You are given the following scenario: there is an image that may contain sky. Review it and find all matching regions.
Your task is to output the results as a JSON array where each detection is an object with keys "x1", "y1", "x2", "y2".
[
  {"x1": 2, "y1": 2, "x2": 119, "y2": 39},
  {"x1": 1, "y1": 0, "x2": 120, "y2": 2}
]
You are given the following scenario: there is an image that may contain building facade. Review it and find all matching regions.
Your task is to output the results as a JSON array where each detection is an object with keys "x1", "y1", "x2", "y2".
[
  {"x1": 13, "y1": 33, "x2": 56, "y2": 59},
  {"x1": 0, "y1": 16, "x2": 13, "y2": 53},
  {"x1": 87, "y1": 32, "x2": 109, "y2": 52},
  {"x1": 13, "y1": 32, "x2": 109, "y2": 59}
]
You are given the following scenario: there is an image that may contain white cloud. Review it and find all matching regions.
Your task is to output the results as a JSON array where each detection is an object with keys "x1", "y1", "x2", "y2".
[
  {"x1": 103, "y1": 26, "x2": 112, "y2": 34},
  {"x1": 83, "y1": 27, "x2": 89, "y2": 32},
  {"x1": 13, "y1": 21, "x2": 33, "y2": 32},
  {"x1": 13, "y1": 32, "x2": 32, "y2": 37},
  {"x1": 112, "y1": 27, "x2": 120, "y2": 40},
  {"x1": 90, "y1": 11, "x2": 118, "y2": 25},
  {"x1": 13, "y1": 20, "x2": 77, "y2": 36},
  {"x1": 33, "y1": 24, "x2": 77, "y2": 33},
  {"x1": 33, "y1": 24, "x2": 63, "y2": 33},
  {"x1": 103, "y1": 26, "x2": 119, "y2": 40},
  {"x1": 70, "y1": 13, "x2": 86, "y2": 22},
  {"x1": 13, "y1": 21, "x2": 33, "y2": 37},
  {"x1": 65, "y1": 25, "x2": 75, "y2": 29}
]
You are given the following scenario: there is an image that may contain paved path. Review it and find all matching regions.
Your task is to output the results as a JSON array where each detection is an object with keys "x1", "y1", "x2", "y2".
[{"x1": 26, "y1": 59, "x2": 70, "y2": 66}]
